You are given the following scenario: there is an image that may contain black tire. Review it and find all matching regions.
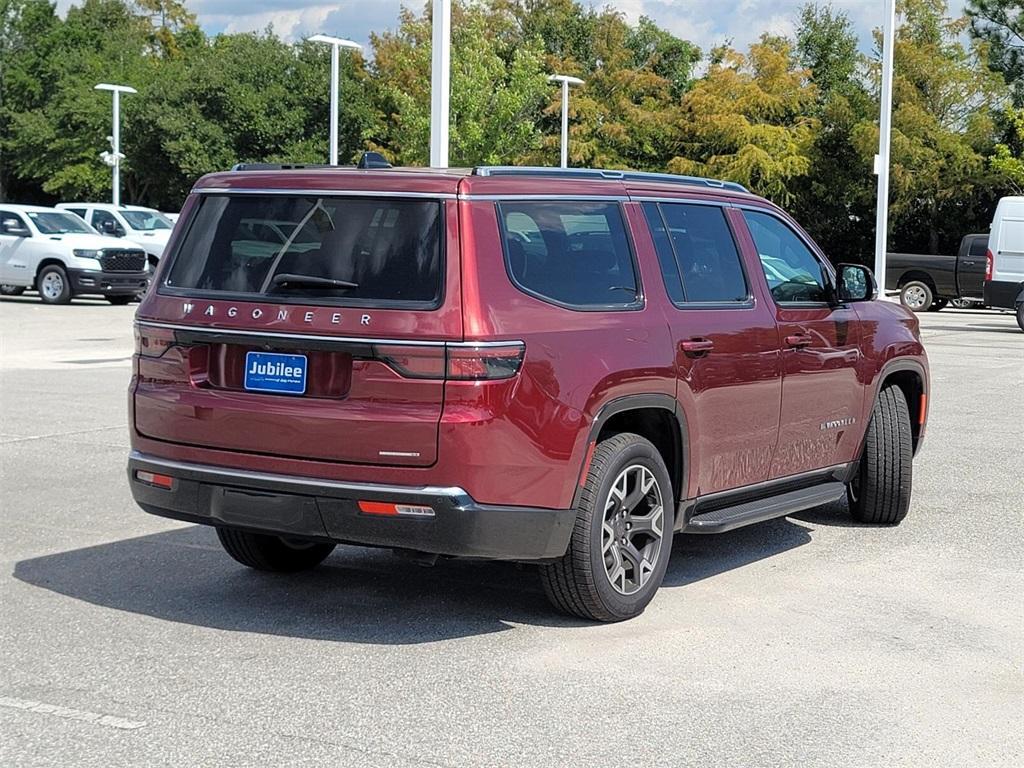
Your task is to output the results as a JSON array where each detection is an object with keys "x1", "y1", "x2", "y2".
[
  {"x1": 927, "y1": 298, "x2": 948, "y2": 311},
  {"x1": 1016, "y1": 303, "x2": 1024, "y2": 332},
  {"x1": 106, "y1": 295, "x2": 133, "y2": 305},
  {"x1": 216, "y1": 527, "x2": 336, "y2": 572},
  {"x1": 540, "y1": 433, "x2": 674, "y2": 622},
  {"x1": 848, "y1": 386, "x2": 913, "y2": 525},
  {"x1": 37, "y1": 264, "x2": 72, "y2": 304},
  {"x1": 899, "y1": 280, "x2": 933, "y2": 313},
  {"x1": 0, "y1": 284, "x2": 25, "y2": 296}
]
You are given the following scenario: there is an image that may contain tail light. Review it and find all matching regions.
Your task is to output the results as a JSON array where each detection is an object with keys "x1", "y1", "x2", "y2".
[
  {"x1": 377, "y1": 342, "x2": 525, "y2": 381},
  {"x1": 134, "y1": 324, "x2": 177, "y2": 358},
  {"x1": 446, "y1": 343, "x2": 525, "y2": 380},
  {"x1": 985, "y1": 250, "x2": 994, "y2": 282}
]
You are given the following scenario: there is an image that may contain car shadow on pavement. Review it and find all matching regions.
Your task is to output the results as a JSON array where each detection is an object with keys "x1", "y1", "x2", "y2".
[{"x1": 13, "y1": 511, "x2": 818, "y2": 643}]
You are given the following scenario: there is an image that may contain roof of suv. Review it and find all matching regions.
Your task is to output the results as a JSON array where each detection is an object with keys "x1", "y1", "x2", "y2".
[
  {"x1": 57, "y1": 203, "x2": 160, "y2": 212},
  {"x1": 193, "y1": 165, "x2": 761, "y2": 204},
  {"x1": 0, "y1": 204, "x2": 62, "y2": 213}
]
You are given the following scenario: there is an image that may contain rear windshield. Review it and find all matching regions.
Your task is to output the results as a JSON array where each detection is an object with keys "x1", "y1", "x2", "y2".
[{"x1": 163, "y1": 195, "x2": 442, "y2": 306}]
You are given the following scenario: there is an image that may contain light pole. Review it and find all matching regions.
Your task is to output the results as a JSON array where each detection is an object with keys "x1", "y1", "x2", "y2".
[
  {"x1": 549, "y1": 74, "x2": 584, "y2": 169},
  {"x1": 308, "y1": 34, "x2": 362, "y2": 166},
  {"x1": 429, "y1": 0, "x2": 452, "y2": 168},
  {"x1": 94, "y1": 83, "x2": 136, "y2": 206},
  {"x1": 874, "y1": 0, "x2": 897, "y2": 291}
]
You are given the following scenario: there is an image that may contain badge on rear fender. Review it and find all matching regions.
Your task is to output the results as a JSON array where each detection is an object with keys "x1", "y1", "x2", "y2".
[{"x1": 244, "y1": 352, "x2": 308, "y2": 395}]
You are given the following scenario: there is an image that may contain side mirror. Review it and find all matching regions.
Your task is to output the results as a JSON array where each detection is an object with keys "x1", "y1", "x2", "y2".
[
  {"x1": 836, "y1": 263, "x2": 878, "y2": 303},
  {"x1": 1, "y1": 218, "x2": 30, "y2": 237}
]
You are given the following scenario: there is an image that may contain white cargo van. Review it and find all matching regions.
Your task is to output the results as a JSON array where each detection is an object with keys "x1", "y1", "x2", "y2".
[{"x1": 984, "y1": 196, "x2": 1024, "y2": 331}]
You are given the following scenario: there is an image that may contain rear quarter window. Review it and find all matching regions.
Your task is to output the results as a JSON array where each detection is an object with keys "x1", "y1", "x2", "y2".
[
  {"x1": 497, "y1": 201, "x2": 639, "y2": 310},
  {"x1": 163, "y1": 195, "x2": 443, "y2": 307}
]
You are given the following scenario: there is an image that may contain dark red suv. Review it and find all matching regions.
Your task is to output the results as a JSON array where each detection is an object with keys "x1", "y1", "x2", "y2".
[{"x1": 128, "y1": 163, "x2": 929, "y2": 621}]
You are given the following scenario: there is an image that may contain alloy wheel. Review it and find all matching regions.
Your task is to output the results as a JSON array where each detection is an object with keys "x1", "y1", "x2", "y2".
[{"x1": 601, "y1": 464, "x2": 664, "y2": 596}]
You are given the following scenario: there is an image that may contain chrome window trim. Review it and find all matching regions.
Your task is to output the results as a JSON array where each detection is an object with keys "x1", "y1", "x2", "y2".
[
  {"x1": 135, "y1": 320, "x2": 522, "y2": 349},
  {"x1": 629, "y1": 196, "x2": 738, "y2": 208},
  {"x1": 193, "y1": 187, "x2": 457, "y2": 200}
]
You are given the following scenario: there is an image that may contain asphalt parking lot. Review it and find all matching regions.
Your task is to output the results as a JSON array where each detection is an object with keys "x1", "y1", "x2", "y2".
[{"x1": 1, "y1": 296, "x2": 1021, "y2": 767}]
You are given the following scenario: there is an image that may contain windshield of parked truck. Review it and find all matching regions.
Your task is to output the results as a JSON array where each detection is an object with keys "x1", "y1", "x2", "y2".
[
  {"x1": 27, "y1": 211, "x2": 94, "y2": 235},
  {"x1": 122, "y1": 210, "x2": 173, "y2": 231}
]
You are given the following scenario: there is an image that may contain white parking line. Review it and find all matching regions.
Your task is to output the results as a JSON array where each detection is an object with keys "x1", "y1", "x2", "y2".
[{"x1": 0, "y1": 695, "x2": 146, "y2": 730}]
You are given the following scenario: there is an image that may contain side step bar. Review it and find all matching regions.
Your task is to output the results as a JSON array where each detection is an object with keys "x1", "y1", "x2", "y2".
[{"x1": 683, "y1": 482, "x2": 847, "y2": 534}]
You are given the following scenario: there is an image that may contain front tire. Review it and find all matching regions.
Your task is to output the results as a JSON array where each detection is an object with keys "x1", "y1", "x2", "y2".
[
  {"x1": 216, "y1": 528, "x2": 336, "y2": 572},
  {"x1": 848, "y1": 386, "x2": 913, "y2": 525},
  {"x1": 37, "y1": 265, "x2": 71, "y2": 304},
  {"x1": 900, "y1": 281, "x2": 933, "y2": 313},
  {"x1": 927, "y1": 298, "x2": 948, "y2": 312},
  {"x1": 540, "y1": 433, "x2": 674, "y2": 622},
  {"x1": 106, "y1": 295, "x2": 133, "y2": 305}
]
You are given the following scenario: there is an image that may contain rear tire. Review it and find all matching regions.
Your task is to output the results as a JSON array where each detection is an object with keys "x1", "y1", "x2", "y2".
[
  {"x1": 1016, "y1": 303, "x2": 1024, "y2": 332},
  {"x1": 216, "y1": 528, "x2": 335, "y2": 572},
  {"x1": 848, "y1": 386, "x2": 913, "y2": 525},
  {"x1": 37, "y1": 265, "x2": 71, "y2": 305},
  {"x1": 0, "y1": 285, "x2": 25, "y2": 296},
  {"x1": 540, "y1": 433, "x2": 674, "y2": 622},
  {"x1": 899, "y1": 281, "x2": 933, "y2": 313},
  {"x1": 106, "y1": 295, "x2": 133, "y2": 305}
]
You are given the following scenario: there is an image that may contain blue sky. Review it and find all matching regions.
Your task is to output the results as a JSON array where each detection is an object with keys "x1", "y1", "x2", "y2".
[{"x1": 59, "y1": 1, "x2": 969, "y2": 55}]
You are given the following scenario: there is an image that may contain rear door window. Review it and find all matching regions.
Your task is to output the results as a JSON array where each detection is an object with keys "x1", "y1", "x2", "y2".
[
  {"x1": 643, "y1": 202, "x2": 749, "y2": 304},
  {"x1": 163, "y1": 195, "x2": 443, "y2": 307},
  {"x1": 498, "y1": 201, "x2": 638, "y2": 309}
]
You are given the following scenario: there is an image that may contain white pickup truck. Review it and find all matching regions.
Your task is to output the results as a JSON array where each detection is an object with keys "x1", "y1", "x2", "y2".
[
  {"x1": 0, "y1": 204, "x2": 149, "y2": 304},
  {"x1": 56, "y1": 203, "x2": 173, "y2": 268}
]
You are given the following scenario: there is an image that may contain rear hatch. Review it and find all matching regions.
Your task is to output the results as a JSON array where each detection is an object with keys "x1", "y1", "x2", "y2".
[{"x1": 133, "y1": 173, "x2": 463, "y2": 467}]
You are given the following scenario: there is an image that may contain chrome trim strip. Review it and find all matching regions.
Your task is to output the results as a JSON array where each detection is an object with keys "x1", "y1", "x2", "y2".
[
  {"x1": 130, "y1": 450, "x2": 468, "y2": 500},
  {"x1": 629, "y1": 196, "x2": 738, "y2": 207},
  {"x1": 135, "y1": 320, "x2": 522, "y2": 348},
  {"x1": 459, "y1": 193, "x2": 628, "y2": 202},
  {"x1": 192, "y1": 187, "x2": 456, "y2": 199}
]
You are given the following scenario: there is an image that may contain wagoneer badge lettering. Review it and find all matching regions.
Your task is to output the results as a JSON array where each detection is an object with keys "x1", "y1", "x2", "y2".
[
  {"x1": 181, "y1": 302, "x2": 370, "y2": 325},
  {"x1": 820, "y1": 417, "x2": 856, "y2": 431}
]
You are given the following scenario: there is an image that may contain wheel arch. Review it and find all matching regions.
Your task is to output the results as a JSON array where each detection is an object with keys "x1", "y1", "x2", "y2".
[
  {"x1": 897, "y1": 271, "x2": 937, "y2": 291},
  {"x1": 34, "y1": 257, "x2": 68, "y2": 285},
  {"x1": 874, "y1": 359, "x2": 928, "y2": 455},
  {"x1": 572, "y1": 394, "x2": 688, "y2": 511}
]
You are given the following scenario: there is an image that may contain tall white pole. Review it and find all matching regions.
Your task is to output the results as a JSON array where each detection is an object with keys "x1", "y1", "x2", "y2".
[
  {"x1": 874, "y1": 0, "x2": 897, "y2": 287},
  {"x1": 308, "y1": 36, "x2": 361, "y2": 165},
  {"x1": 429, "y1": 0, "x2": 451, "y2": 168},
  {"x1": 560, "y1": 80, "x2": 569, "y2": 169},
  {"x1": 112, "y1": 89, "x2": 120, "y2": 206},
  {"x1": 329, "y1": 43, "x2": 339, "y2": 165}
]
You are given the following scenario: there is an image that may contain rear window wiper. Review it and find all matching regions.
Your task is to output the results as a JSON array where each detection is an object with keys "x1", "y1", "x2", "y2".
[{"x1": 270, "y1": 273, "x2": 358, "y2": 291}]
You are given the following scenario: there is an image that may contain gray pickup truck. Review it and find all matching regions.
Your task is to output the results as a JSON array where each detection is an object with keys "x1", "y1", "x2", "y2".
[{"x1": 886, "y1": 234, "x2": 988, "y2": 311}]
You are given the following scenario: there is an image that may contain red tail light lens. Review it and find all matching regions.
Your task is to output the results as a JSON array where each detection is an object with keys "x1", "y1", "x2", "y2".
[
  {"x1": 374, "y1": 345, "x2": 446, "y2": 379},
  {"x1": 447, "y1": 343, "x2": 525, "y2": 380},
  {"x1": 134, "y1": 324, "x2": 177, "y2": 358},
  {"x1": 985, "y1": 250, "x2": 993, "y2": 282}
]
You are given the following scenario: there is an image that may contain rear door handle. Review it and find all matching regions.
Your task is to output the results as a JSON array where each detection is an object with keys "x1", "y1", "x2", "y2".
[
  {"x1": 680, "y1": 338, "x2": 715, "y2": 356},
  {"x1": 785, "y1": 334, "x2": 813, "y2": 349}
]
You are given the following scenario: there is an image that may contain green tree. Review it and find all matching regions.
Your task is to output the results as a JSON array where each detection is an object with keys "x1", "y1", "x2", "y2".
[
  {"x1": 792, "y1": 3, "x2": 876, "y2": 262},
  {"x1": 672, "y1": 36, "x2": 818, "y2": 204},
  {"x1": 967, "y1": 0, "x2": 1023, "y2": 105},
  {"x1": 371, "y1": 1, "x2": 549, "y2": 166},
  {"x1": 990, "y1": 106, "x2": 1024, "y2": 191}
]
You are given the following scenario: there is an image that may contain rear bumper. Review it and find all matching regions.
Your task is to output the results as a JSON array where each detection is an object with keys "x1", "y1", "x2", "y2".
[
  {"x1": 68, "y1": 269, "x2": 149, "y2": 296},
  {"x1": 983, "y1": 279, "x2": 1023, "y2": 310},
  {"x1": 127, "y1": 451, "x2": 575, "y2": 561}
]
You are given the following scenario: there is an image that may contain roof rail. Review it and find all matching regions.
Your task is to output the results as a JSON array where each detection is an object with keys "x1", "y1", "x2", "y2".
[
  {"x1": 233, "y1": 153, "x2": 393, "y2": 172},
  {"x1": 473, "y1": 166, "x2": 749, "y2": 193}
]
